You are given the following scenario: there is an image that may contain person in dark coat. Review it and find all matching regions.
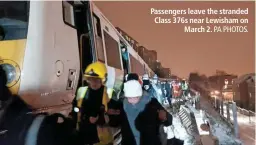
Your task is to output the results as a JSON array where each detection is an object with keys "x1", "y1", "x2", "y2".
[
  {"x1": 0, "y1": 66, "x2": 72, "y2": 145},
  {"x1": 142, "y1": 74, "x2": 154, "y2": 99},
  {"x1": 71, "y1": 62, "x2": 113, "y2": 145},
  {"x1": 0, "y1": 65, "x2": 34, "y2": 145},
  {"x1": 164, "y1": 80, "x2": 172, "y2": 107},
  {"x1": 124, "y1": 73, "x2": 143, "y2": 85},
  {"x1": 126, "y1": 73, "x2": 139, "y2": 81},
  {"x1": 110, "y1": 80, "x2": 172, "y2": 145}
]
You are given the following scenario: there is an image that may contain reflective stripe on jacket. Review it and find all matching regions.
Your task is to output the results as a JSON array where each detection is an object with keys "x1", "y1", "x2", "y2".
[{"x1": 75, "y1": 86, "x2": 114, "y2": 129}]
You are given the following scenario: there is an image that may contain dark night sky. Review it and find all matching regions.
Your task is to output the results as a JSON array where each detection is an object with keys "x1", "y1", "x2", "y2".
[{"x1": 95, "y1": 1, "x2": 255, "y2": 78}]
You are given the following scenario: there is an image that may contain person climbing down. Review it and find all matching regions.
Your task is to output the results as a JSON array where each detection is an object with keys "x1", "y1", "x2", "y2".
[
  {"x1": 110, "y1": 80, "x2": 172, "y2": 145},
  {"x1": 71, "y1": 61, "x2": 115, "y2": 145},
  {"x1": 121, "y1": 44, "x2": 129, "y2": 74}
]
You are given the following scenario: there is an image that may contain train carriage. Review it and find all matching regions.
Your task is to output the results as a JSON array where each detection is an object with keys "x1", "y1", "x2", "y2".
[
  {"x1": 0, "y1": 1, "x2": 154, "y2": 114},
  {"x1": 0, "y1": 1, "x2": 155, "y2": 144}
]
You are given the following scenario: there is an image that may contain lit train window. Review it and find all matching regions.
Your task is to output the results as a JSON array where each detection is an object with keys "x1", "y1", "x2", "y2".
[
  {"x1": 63, "y1": 1, "x2": 75, "y2": 27},
  {"x1": 104, "y1": 31, "x2": 122, "y2": 69}
]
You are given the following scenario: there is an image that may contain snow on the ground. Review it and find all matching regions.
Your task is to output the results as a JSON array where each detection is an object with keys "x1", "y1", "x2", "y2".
[
  {"x1": 196, "y1": 98, "x2": 243, "y2": 145},
  {"x1": 169, "y1": 112, "x2": 194, "y2": 145},
  {"x1": 207, "y1": 114, "x2": 242, "y2": 145}
]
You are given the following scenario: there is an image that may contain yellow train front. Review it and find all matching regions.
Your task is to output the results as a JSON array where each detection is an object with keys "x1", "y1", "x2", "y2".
[
  {"x1": 0, "y1": 2, "x2": 28, "y2": 96},
  {"x1": 0, "y1": 1, "x2": 81, "y2": 114}
]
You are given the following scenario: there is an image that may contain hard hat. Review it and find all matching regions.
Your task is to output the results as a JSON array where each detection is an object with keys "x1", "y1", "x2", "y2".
[
  {"x1": 142, "y1": 74, "x2": 149, "y2": 80},
  {"x1": 84, "y1": 61, "x2": 107, "y2": 83}
]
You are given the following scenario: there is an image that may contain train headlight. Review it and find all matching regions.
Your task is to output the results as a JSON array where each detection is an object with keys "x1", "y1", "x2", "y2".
[
  {"x1": 0, "y1": 60, "x2": 21, "y2": 88},
  {"x1": 2, "y1": 64, "x2": 16, "y2": 84}
]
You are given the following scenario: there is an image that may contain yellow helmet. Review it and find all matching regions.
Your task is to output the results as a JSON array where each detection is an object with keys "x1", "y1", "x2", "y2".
[{"x1": 84, "y1": 61, "x2": 107, "y2": 83}]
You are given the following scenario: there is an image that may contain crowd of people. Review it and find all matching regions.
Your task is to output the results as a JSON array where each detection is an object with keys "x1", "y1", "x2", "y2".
[{"x1": 0, "y1": 61, "x2": 189, "y2": 145}]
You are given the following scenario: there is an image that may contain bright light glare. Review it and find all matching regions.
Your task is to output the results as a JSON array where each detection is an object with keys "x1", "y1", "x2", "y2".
[{"x1": 215, "y1": 90, "x2": 220, "y2": 94}]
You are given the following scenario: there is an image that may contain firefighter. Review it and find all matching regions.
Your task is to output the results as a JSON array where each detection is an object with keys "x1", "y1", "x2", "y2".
[{"x1": 71, "y1": 61, "x2": 114, "y2": 145}]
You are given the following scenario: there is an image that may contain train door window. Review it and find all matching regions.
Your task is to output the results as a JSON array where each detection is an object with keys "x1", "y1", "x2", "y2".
[
  {"x1": 104, "y1": 31, "x2": 122, "y2": 69},
  {"x1": 120, "y1": 41, "x2": 129, "y2": 73},
  {"x1": 93, "y1": 13, "x2": 105, "y2": 62},
  {"x1": 63, "y1": 1, "x2": 75, "y2": 27},
  {"x1": 72, "y1": 2, "x2": 93, "y2": 87}
]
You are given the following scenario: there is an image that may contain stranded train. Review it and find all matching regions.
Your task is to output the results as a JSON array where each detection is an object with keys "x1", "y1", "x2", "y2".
[{"x1": 0, "y1": 1, "x2": 154, "y2": 115}]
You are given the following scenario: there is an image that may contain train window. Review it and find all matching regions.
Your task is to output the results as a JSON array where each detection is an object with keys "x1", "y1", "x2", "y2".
[
  {"x1": 63, "y1": 1, "x2": 75, "y2": 27},
  {"x1": 93, "y1": 14, "x2": 105, "y2": 62},
  {"x1": 93, "y1": 14, "x2": 102, "y2": 38},
  {"x1": 104, "y1": 31, "x2": 122, "y2": 69},
  {"x1": 129, "y1": 54, "x2": 144, "y2": 75},
  {"x1": 0, "y1": 1, "x2": 30, "y2": 40}
]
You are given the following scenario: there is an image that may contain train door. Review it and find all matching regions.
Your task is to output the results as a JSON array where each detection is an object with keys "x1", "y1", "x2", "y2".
[
  {"x1": 119, "y1": 41, "x2": 129, "y2": 75},
  {"x1": 73, "y1": 1, "x2": 96, "y2": 87}
]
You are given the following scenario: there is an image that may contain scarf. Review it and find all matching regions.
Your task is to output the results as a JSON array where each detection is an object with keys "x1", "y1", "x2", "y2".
[{"x1": 123, "y1": 95, "x2": 151, "y2": 145}]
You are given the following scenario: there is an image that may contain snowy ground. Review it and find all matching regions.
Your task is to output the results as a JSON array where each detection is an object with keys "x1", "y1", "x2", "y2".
[
  {"x1": 207, "y1": 114, "x2": 242, "y2": 145},
  {"x1": 222, "y1": 105, "x2": 255, "y2": 145},
  {"x1": 166, "y1": 97, "x2": 242, "y2": 145},
  {"x1": 196, "y1": 98, "x2": 243, "y2": 145},
  {"x1": 171, "y1": 113, "x2": 194, "y2": 145},
  {"x1": 165, "y1": 102, "x2": 195, "y2": 145}
]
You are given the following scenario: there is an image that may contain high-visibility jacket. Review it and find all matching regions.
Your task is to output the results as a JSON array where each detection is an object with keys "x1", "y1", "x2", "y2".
[
  {"x1": 75, "y1": 86, "x2": 114, "y2": 129},
  {"x1": 75, "y1": 86, "x2": 115, "y2": 145}
]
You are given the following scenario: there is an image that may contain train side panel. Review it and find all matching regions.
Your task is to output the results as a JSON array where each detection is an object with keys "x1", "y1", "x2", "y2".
[
  {"x1": 92, "y1": 4, "x2": 124, "y2": 95},
  {"x1": 20, "y1": 1, "x2": 80, "y2": 111}
]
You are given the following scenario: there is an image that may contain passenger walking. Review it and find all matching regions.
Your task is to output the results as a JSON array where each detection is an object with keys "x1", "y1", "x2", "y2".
[
  {"x1": 110, "y1": 80, "x2": 172, "y2": 145},
  {"x1": 142, "y1": 74, "x2": 154, "y2": 99},
  {"x1": 181, "y1": 80, "x2": 189, "y2": 97},
  {"x1": 163, "y1": 80, "x2": 172, "y2": 107},
  {"x1": 151, "y1": 74, "x2": 165, "y2": 104},
  {"x1": 71, "y1": 62, "x2": 114, "y2": 145}
]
